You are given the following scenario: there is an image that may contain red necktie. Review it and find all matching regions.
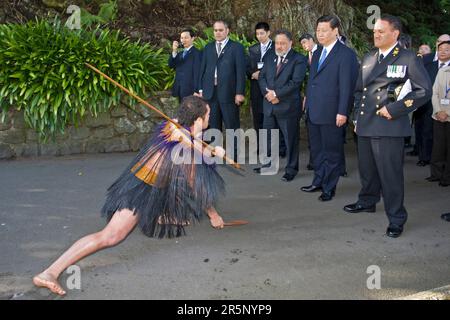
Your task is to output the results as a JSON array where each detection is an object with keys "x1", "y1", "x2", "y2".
[{"x1": 276, "y1": 56, "x2": 284, "y2": 75}]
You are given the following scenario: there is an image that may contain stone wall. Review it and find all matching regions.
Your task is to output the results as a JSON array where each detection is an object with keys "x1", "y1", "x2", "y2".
[{"x1": 0, "y1": 92, "x2": 179, "y2": 160}]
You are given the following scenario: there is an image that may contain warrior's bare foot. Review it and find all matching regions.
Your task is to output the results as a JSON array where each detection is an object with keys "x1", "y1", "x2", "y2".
[{"x1": 33, "y1": 272, "x2": 66, "y2": 296}]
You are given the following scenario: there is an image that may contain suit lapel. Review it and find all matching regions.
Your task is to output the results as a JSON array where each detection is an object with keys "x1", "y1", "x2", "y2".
[
  {"x1": 313, "y1": 41, "x2": 340, "y2": 78},
  {"x1": 255, "y1": 44, "x2": 261, "y2": 58},
  {"x1": 217, "y1": 40, "x2": 231, "y2": 61},
  {"x1": 275, "y1": 49, "x2": 293, "y2": 78},
  {"x1": 310, "y1": 48, "x2": 320, "y2": 78},
  {"x1": 365, "y1": 45, "x2": 401, "y2": 84}
]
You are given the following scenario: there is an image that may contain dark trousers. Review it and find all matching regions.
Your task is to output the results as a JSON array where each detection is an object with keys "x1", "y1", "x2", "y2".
[
  {"x1": 357, "y1": 136, "x2": 408, "y2": 227},
  {"x1": 208, "y1": 89, "x2": 240, "y2": 160},
  {"x1": 308, "y1": 123, "x2": 345, "y2": 193},
  {"x1": 251, "y1": 91, "x2": 264, "y2": 154},
  {"x1": 415, "y1": 108, "x2": 433, "y2": 162},
  {"x1": 263, "y1": 112, "x2": 300, "y2": 175},
  {"x1": 252, "y1": 92, "x2": 286, "y2": 155},
  {"x1": 304, "y1": 116, "x2": 313, "y2": 167},
  {"x1": 430, "y1": 120, "x2": 450, "y2": 184}
]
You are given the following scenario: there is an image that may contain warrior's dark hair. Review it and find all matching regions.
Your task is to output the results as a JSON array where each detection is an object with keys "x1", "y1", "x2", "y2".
[{"x1": 177, "y1": 96, "x2": 208, "y2": 127}]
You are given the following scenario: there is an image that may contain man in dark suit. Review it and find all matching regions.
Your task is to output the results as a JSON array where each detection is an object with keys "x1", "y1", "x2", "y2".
[
  {"x1": 300, "y1": 15, "x2": 359, "y2": 201},
  {"x1": 343, "y1": 15, "x2": 432, "y2": 238},
  {"x1": 246, "y1": 22, "x2": 277, "y2": 154},
  {"x1": 413, "y1": 51, "x2": 441, "y2": 166},
  {"x1": 168, "y1": 29, "x2": 202, "y2": 102},
  {"x1": 422, "y1": 34, "x2": 450, "y2": 65},
  {"x1": 300, "y1": 33, "x2": 319, "y2": 171},
  {"x1": 255, "y1": 30, "x2": 307, "y2": 181},
  {"x1": 414, "y1": 35, "x2": 450, "y2": 167},
  {"x1": 196, "y1": 20, "x2": 246, "y2": 161}
]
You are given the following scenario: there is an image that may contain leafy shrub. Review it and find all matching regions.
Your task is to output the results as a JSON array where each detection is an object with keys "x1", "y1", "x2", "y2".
[{"x1": 0, "y1": 18, "x2": 168, "y2": 138}]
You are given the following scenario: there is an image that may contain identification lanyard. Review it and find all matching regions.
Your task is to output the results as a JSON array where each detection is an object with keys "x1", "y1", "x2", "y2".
[{"x1": 260, "y1": 41, "x2": 272, "y2": 62}]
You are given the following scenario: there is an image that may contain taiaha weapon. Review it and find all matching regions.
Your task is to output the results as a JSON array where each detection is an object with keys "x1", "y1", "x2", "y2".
[
  {"x1": 224, "y1": 220, "x2": 249, "y2": 226},
  {"x1": 84, "y1": 62, "x2": 242, "y2": 170},
  {"x1": 85, "y1": 63, "x2": 248, "y2": 227}
]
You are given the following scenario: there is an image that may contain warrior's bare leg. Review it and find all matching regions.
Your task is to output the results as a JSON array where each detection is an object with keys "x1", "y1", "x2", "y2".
[{"x1": 33, "y1": 209, "x2": 138, "y2": 295}]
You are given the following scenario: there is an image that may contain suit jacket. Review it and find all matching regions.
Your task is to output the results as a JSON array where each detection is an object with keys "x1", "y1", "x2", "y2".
[
  {"x1": 305, "y1": 40, "x2": 359, "y2": 125},
  {"x1": 422, "y1": 52, "x2": 436, "y2": 66},
  {"x1": 168, "y1": 47, "x2": 202, "y2": 99},
  {"x1": 414, "y1": 59, "x2": 439, "y2": 116},
  {"x1": 354, "y1": 44, "x2": 432, "y2": 137},
  {"x1": 258, "y1": 49, "x2": 307, "y2": 117},
  {"x1": 198, "y1": 39, "x2": 246, "y2": 103},
  {"x1": 246, "y1": 41, "x2": 275, "y2": 102}
]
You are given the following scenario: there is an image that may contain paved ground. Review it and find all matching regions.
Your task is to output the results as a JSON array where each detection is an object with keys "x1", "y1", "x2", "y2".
[{"x1": 0, "y1": 143, "x2": 449, "y2": 300}]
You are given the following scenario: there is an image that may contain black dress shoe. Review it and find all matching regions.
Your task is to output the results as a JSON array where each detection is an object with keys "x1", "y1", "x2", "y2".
[
  {"x1": 425, "y1": 176, "x2": 440, "y2": 182},
  {"x1": 306, "y1": 164, "x2": 314, "y2": 171},
  {"x1": 300, "y1": 185, "x2": 322, "y2": 193},
  {"x1": 318, "y1": 191, "x2": 334, "y2": 201},
  {"x1": 253, "y1": 164, "x2": 271, "y2": 174},
  {"x1": 441, "y1": 213, "x2": 450, "y2": 222},
  {"x1": 386, "y1": 226, "x2": 403, "y2": 238},
  {"x1": 341, "y1": 171, "x2": 348, "y2": 177},
  {"x1": 343, "y1": 203, "x2": 376, "y2": 213},
  {"x1": 281, "y1": 173, "x2": 295, "y2": 182},
  {"x1": 439, "y1": 182, "x2": 449, "y2": 187},
  {"x1": 416, "y1": 160, "x2": 430, "y2": 167}
]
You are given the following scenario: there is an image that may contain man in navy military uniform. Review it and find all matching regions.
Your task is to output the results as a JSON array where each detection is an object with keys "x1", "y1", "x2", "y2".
[
  {"x1": 343, "y1": 15, "x2": 432, "y2": 238},
  {"x1": 168, "y1": 29, "x2": 202, "y2": 102}
]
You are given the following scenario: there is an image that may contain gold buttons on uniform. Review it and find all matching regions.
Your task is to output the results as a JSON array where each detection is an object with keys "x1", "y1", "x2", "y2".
[
  {"x1": 377, "y1": 88, "x2": 381, "y2": 92},
  {"x1": 364, "y1": 88, "x2": 367, "y2": 91},
  {"x1": 361, "y1": 104, "x2": 365, "y2": 107},
  {"x1": 377, "y1": 96, "x2": 380, "y2": 100},
  {"x1": 360, "y1": 111, "x2": 364, "y2": 115},
  {"x1": 376, "y1": 105, "x2": 379, "y2": 108},
  {"x1": 363, "y1": 96, "x2": 366, "y2": 99}
]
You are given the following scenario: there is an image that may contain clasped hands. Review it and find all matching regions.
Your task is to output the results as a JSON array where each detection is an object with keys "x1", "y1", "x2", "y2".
[
  {"x1": 376, "y1": 106, "x2": 393, "y2": 120},
  {"x1": 265, "y1": 88, "x2": 279, "y2": 104},
  {"x1": 436, "y1": 111, "x2": 449, "y2": 122}
]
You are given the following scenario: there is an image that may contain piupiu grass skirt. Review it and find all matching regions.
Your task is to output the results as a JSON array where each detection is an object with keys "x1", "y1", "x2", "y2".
[{"x1": 100, "y1": 122, "x2": 225, "y2": 238}]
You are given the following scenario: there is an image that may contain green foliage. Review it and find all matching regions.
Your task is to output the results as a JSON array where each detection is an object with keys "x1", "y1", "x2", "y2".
[
  {"x1": 80, "y1": 0, "x2": 118, "y2": 28},
  {"x1": 0, "y1": 18, "x2": 168, "y2": 139},
  {"x1": 347, "y1": 0, "x2": 450, "y2": 54}
]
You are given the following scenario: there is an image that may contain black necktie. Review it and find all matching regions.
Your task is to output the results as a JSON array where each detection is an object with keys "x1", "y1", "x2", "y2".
[
  {"x1": 439, "y1": 62, "x2": 446, "y2": 69},
  {"x1": 378, "y1": 53, "x2": 384, "y2": 63}
]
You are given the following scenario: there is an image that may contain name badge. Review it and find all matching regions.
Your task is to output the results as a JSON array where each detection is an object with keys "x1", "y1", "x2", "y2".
[
  {"x1": 257, "y1": 62, "x2": 264, "y2": 70},
  {"x1": 441, "y1": 99, "x2": 450, "y2": 105},
  {"x1": 387, "y1": 65, "x2": 407, "y2": 78}
]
